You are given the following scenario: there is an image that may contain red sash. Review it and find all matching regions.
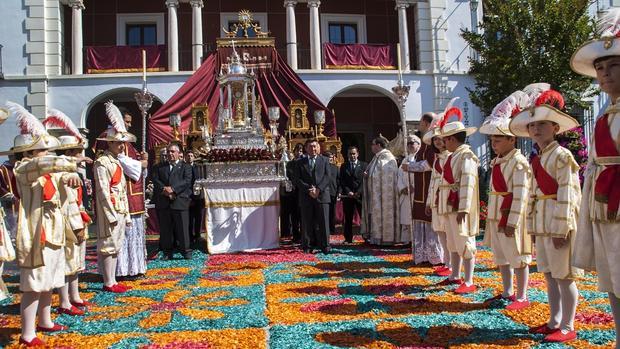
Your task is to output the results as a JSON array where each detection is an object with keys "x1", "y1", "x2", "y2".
[
  {"x1": 40, "y1": 174, "x2": 56, "y2": 243},
  {"x1": 434, "y1": 159, "x2": 443, "y2": 207},
  {"x1": 442, "y1": 154, "x2": 459, "y2": 210},
  {"x1": 594, "y1": 114, "x2": 620, "y2": 220},
  {"x1": 76, "y1": 186, "x2": 92, "y2": 224},
  {"x1": 491, "y1": 163, "x2": 513, "y2": 228},
  {"x1": 109, "y1": 164, "x2": 122, "y2": 206},
  {"x1": 530, "y1": 149, "x2": 558, "y2": 196}
]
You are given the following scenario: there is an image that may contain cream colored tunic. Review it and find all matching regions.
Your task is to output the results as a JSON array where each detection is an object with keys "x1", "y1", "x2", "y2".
[
  {"x1": 14, "y1": 156, "x2": 77, "y2": 292},
  {"x1": 58, "y1": 159, "x2": 87, "y2": 275},
  {"x1": 427, "y1": 150, "x2": 450, "y2": 233},
  {"x1": 575, "y1": 106, "x2": 620, "y2": 296},
  {"x1": 485, "y1": 149, "x2": 532, "y2": 268},
  {"x1": 94, "y1": 152, "x2": 129, "y2": 255},
  {"x1": 437, "y1": 144, "x2": 480, "y2": 236},
  {"x1": 397, "y1": 154, "x2": 416, "y2": 225},
  {"x1": 528, "y1": 141, "x2": 582, "y2": 279}
]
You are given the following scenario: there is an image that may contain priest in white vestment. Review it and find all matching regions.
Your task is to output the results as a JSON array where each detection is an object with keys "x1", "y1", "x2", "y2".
[{"x1": 361, "y1": 135, "x2": 402, "y2": 245}]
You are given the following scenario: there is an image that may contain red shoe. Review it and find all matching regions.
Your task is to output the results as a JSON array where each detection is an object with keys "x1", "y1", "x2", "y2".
[
  {"x1": 71, "y1": 300, "x2": 94, "y2": 308},
  {"x1": 57, "y1": 305, "x2": 85, "y2": 316},
  {"x1": 36, "y1": 323, "x2": 67, "y2": 332},
  {"x1": 484, "y1": 294, "x2": 515, "y2": 303},
  {"x1": 529, "y1": 324, "x2": 558, "y2": 335},
  {"x1": 436, "y1": 278, "x2": 463, "y2": 286},
  {"x1": 544, "y1": 330, "x2": 577, "y2": 342},
  {"x1": 117, "y1": 283, "x2": 133, "y2": 291},
  {"x1": 19, "y1": 336, "x2": 45, "y2": 347},
  {"x1": 505, "y1": 299, "x2": 530, "y2": 311},
  {"x1": 454, "y1": 283, "x2": 477, "y2": 294},
  {"x1": 435, "y1": 267, "x2": 452, "y2": 277},
  {"x1": 433, "y1": 265, "x2": 448, "y2": 271},
  {"x1": 103, "y1": 284, "x2": 127, "y2": 293}
]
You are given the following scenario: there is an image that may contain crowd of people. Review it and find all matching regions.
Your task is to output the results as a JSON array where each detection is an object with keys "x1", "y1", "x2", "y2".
[{"x1": 0, "y1": 9, "x2": 619, "y2": 347}]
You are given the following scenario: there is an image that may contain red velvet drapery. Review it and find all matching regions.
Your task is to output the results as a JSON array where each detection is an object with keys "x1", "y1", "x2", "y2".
[
  {"x1": 86, "y1": 45, "x2": 167, "y2": 74},
  {"x1": 323, "y1": 43, "x2": 396, "y2": 70},
  {"x1": 147, "y1": 48, "x2": 335, "y2": 149}
]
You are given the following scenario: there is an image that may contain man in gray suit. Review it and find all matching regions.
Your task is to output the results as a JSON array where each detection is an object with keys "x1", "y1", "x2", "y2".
[
  {"x1": 151, "y1": 143, "x2": 193, "y2": 260},
  {"x1": 294, "y1": 139, "x2": 331, "y2": 254}
]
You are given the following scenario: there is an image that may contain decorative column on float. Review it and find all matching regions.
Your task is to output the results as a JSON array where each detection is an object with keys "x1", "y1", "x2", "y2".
[
  {"x1": 190, "y1": 0, "x2": 204, "y2": 70},
  {"x1": 395, "y1": 0, "x2": 411, "y2": 72},
  {"x1": 166, "y1": 0, "x2": 180, "y2": 72},
  {"x1": 284, "y1": 0, "x2": 298, "y2": 70},
  {"x1": 307, "y1": 0, "x2": 322, "y2": 70},
  {"x1": 69, "y1": 0, "x2": 84, "y2": 75}
]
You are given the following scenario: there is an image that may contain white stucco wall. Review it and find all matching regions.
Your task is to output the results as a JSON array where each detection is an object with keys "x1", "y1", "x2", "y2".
[
  {"x1": 0, "y1": 1, "x2": 29, "y2": 76},
  {"x1": 0, "y1": 81, "x2": 30, "y2": 153},
  {"x1": 443, "y1": 0, "x2": 481, "y2": 73}
]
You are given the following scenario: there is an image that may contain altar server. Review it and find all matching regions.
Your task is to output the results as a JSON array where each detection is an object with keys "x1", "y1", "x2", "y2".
[
  {"x1": 509, "y1": 85, "x2": 582, "y2": 343},
  {"x1": 94, "y1": 101, "x2": 133, "y2": 293},
  {"x1": 6, "y1": 102, "x2": 78, "y2": 346},
  {"x1": 571, "y1": 8, "x2": 620, "y2": 345},
  {"x1": 436, "y1": 99, "x2": 480, "y2": 294},
  {"x1": 424, "y1": 124, "x2": 451, "y2": 276},
  {"x1": 479, "y1": 91, "x2": 533, "y2": 310},
  {"x1": 397, "y1": 134, "x2": 419, "y2": 244},
  {"x1": 43, "y1": 109, "x2": 93, "y2": 314}
]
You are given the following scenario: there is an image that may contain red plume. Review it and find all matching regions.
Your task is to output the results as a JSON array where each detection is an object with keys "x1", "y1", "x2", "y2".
[
  {"x1": 444, "y1": 107, "x2": 463, "y2": 122},
  {"x1": 535, "y1": 90, "x2": 565, "y2": 110},
  {"x1": 44, "y1": 108, "x2": 83, "y2": 141}
]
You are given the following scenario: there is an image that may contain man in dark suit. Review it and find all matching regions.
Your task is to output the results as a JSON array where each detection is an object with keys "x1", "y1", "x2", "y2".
[
  {"x1": 323, "y1": 151, "x2": 339, "y2": 235},
  {"x1": 280, "y1": 144, "x2": 304, "y2": 243},
  {"x1": 339, "y1": 146, "x2": 367, "y2": 243},
  {"x1": 151, "y1": 143, "x2": 193, "y2": 259},
  {"x1": 293, "y1": 139, "x2": 331, "y2": 254},
  {"x1": 185, "y1": 149, "x2": 204, "y2": 247}
]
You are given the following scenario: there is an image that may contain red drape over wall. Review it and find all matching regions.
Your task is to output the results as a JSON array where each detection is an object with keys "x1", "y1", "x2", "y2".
[
  {"x1": 323, "y1": 43, "x2": 396, "y2": 70},
  {"x1": 86, "y1": 45, "x2": 167, "y2": 74},
  {"x1": 148, "y1": 47, "x2": 335, "y2": 149}
]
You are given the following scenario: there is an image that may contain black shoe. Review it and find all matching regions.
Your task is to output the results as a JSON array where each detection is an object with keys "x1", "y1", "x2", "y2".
[
  {"x1": 162, "y1": 254, "x2": 173, "y2": 261},
  {"x1": 183, "y1": 252, "x2": 192, "y2": 259},
  {"x1": 303, "y1": 248, "x2": 311, "y2": 254},
  {"x1": 321, "y1": 247, "x2": 331, "y2": 254}
]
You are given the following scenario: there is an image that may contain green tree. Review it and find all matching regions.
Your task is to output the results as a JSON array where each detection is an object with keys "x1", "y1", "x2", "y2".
[{"x1": 462, "y1": 0, "x2": 597, "y2": 116}]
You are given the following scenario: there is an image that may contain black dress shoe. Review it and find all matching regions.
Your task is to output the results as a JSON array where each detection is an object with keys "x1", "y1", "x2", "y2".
[
  {"x1": 161, "y1": 254, "x2": 173, "y2": 261},
  {"x1": 321, "y1": 247, "x2": 331, "y2": 254},
  {"x1": 183, "y1": 252, "x2": 192, "y2": 259},
  {"x1": 303, "y1": 248, "x2": 311, "y2": 254}
]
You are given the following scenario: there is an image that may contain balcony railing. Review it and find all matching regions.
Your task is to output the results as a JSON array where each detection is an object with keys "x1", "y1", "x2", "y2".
[{"x1": 85, "y1": 45, "x2": 167, "y2": 74}]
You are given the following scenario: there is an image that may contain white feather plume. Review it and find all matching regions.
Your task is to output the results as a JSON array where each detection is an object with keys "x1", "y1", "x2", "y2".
[
  {"x1": 6, "y1": 101, "x2": 47, "y2": 136},
  {"x1": 598, "y1": 8, "x2": 620, "y2": 37},
  {"x1": 442, "y1": 97, "x2": 460, "y2": 115},
  {"x1": 45, "y1": 108, "x2": 83, "y2": 141},
  {"x1": 522, "y1": 83, "x2": 550, "y2": 106},
  {"x1": 104, "y1": 100, "x2": 128, "y2": 134}
]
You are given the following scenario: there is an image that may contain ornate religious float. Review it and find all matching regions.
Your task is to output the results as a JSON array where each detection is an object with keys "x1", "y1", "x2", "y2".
[{"x1": 147, "y1": 10, "x2": 343, "y2": 253}]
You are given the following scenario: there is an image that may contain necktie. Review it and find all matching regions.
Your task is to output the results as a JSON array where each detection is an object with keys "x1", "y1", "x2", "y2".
[
  {"x1": 351, "y1": 162, "x2": 355, "y2": 172},
  {"x1": 310, "y1": 158, "x2": 315, "y2": 170}
]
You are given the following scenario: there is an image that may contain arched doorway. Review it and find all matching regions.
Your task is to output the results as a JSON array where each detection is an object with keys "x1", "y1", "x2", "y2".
[
  {"x1": 83, "y1": 88, "x2": 163, "y2": 154},
  {"x1": 327, "y1": 86, "x2": 400, "y2": 162}
]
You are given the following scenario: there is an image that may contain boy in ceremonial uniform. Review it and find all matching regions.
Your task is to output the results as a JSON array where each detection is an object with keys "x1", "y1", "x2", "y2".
[
  {"x1": 44, "y1": 109, "x2": 93, "y2": 315},
  {"x1": 436, "y1": 100, "x2": 480, "y2": 294},
  {"x1": 509, "y1": 86, "x2": 582, "y2": 343},
  {"x1": 94, "y1": 101, "x2": 134, "y2": 293},
  {"x1": 479, "y1": 91, "x2": 533, "y2": 310},
  {"x1": 5, "y1": 102, "x2": 79, "y2": 346},
  {"x1": 424, "y1": 125, "x2": 451, "y2": 276},
  {"x1": 571, "y1": 8, "x2": 620, "y2": 344}
]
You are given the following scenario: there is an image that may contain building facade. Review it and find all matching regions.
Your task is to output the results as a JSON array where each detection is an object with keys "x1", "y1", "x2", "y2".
[{"x1": 0, "y1": 0, "x2": 487, "y2": 161}]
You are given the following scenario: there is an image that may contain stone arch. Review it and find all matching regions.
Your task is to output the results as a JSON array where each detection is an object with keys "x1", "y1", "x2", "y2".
[
  {"x1": 82, "y1": 87, "x2": 163, "y2": 151},
  {"x1": 327, "y1": 84, "x2": 401, "y2": 162}
]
